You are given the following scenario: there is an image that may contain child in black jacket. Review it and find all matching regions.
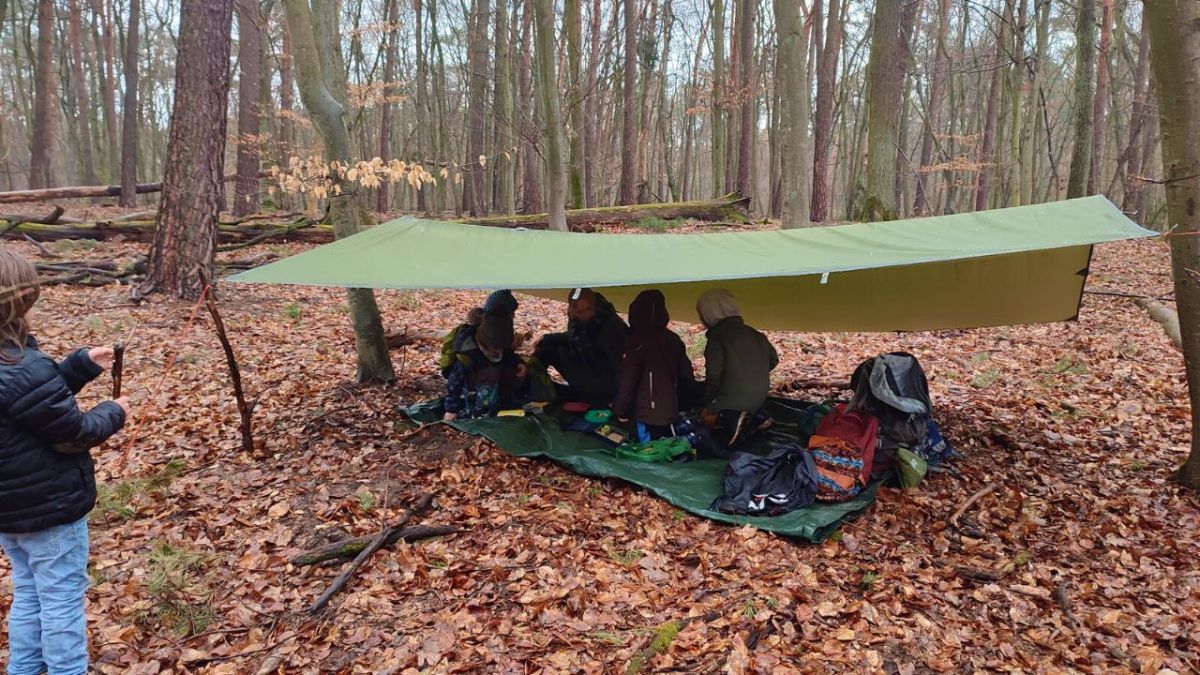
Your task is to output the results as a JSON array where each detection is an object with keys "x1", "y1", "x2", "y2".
[{"x1": 0, "y1": 247, "x2": 129, "y2": 675}]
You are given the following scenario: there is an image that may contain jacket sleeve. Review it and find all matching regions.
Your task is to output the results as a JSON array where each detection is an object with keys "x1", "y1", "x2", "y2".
[
  {"x1": 444, "y1": 361, "x2": 469, "y2": 414},
  {"x1": 766, "y1": 335, "x2": 779, "y2": 371},
  {"x1": 703, "y1": 334, "x2": 724, "y2": 406},
  {"x1": 2, "y1": 354, "x2": 125, "y2": 454},
  {"x1": 57, "y1": 348, "x2": 105, "y2": 394},
  {"x1": 601, "y1": 318, "x2": 629, "y2": 368},
  {"x1": 613, "y1": 343, "x2": 642, "y2": 419}
]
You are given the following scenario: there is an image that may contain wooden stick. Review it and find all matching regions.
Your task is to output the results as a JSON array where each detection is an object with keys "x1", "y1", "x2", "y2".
[
  {"x1": 950, "y1": 483, "x2": 998, "y2": 529},
  {"x1": 112, "y1": 344, "x2": 125, "y2": 398},
  {"x1": 198, "y1": 270, "x2": 255, "y2": 454},
  {"x1": 308, "y1": 494, "x2": 435, "y2": 614},
  {"x1": 289, "y1": 524, "x2": 459, "y2": 566}
]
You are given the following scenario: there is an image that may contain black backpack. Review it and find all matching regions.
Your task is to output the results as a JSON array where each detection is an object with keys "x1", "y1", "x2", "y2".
[
  {"x1": 710, "y1": 444, "x2": 820, "y2": 516},
  {"x1": 849, "y1": 352, "x2": 933, "y2": 450}
]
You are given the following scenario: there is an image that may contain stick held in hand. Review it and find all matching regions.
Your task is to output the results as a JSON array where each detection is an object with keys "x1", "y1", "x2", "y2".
[{"x1": 112, "y1": 343, "x2": 125, "y2": 398}]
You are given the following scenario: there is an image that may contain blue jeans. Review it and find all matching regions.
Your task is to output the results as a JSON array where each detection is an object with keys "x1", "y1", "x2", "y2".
[{"x1": 0, "y1": 517, "x2": 90, "y2": 675}]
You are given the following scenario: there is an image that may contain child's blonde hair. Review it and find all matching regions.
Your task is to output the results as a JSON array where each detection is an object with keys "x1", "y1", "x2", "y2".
[{"x1": 0, "y1": 247, "x2": 40, "y2": 364}]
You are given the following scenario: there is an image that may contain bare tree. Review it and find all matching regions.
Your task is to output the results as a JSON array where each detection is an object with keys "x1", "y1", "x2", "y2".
[
  {"x1": 376, "y1": 0, "x2": 399, "y2": 211},
  {"x1": 142, "y1": 0, "x2": 235, "y2": 299},
  {"x1": 461, "y1": 0, "x2": 490, "y2": 216},
  {"x1": 119, "y1": 0, "x2": 141, "y2": 206},
  {"x1": 1067, "y1": 0, "x2": 1096, "y2": 198},
  {"x1": 29, "y1": 0, "x2": 56, "y2": 189},
  {"x1": 66, "y1": 0, "x2": 98, "y2": 185},
  {"x1": 861, "y1": 0, "x2": 903, "y2": 220},
  {"x1": 810, "y1": 0, "x2": 842, "y2": 221},
  {"x1": 233, "y1": 0, "x2": 264, "y2": 216},
  {"x1": 711, "y1": 0, "x2": 726, "y2": 197},
  {"x1": 618, "y1": 0, "x2": 639, "y2": 205},
  {"x1": 734, "y1": 0, "x2": 755, "y2": 200},
  {"x1": 773, "y1": 0, "x2": 810, "y2": 228},
  {"x1": 280, "y1": 0, "x2": 395, "y2": 383},
  {"x1": 1088, "y1": 0, "x2": 1113, "y2": 196},
  {"x1": 1144, "y1": 0, "x2": 1200, "y2": 489},
  {"x1": 533, "y1": 0, "x2": 567, "y2": 230}
]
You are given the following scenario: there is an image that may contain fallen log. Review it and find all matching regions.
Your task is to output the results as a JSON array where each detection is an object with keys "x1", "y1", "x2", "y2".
[
  {"x1": 0, "y1": 172, "x2": 274, "y2": 205},
  {"x1": 1134, "y1": 298, "x2": 1182, "y2": 349},
  {"x1": 461, "y1": 192, "x2": 752, "y2": 230},
  {"x1": 0, "y1": 206, "x2": 64, "y2": 229},
  {"x1": 0, "y1": 183, "x2": 163, "y2": 205},
  {"x1": 308, "y1": 494, "x2": 435, "y2": 614},
  {"x1": 290, "y1": 524, "x2": 459, "y2": 566},
  {"x1": 1, "y1": 219, "x2": 331, "y2": 245}
]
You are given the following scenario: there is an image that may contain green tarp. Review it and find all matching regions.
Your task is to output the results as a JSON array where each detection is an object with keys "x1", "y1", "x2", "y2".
[
  {"x1": 405, "y1": 399, "x2": 879, "y2": 543},
  {"x1": 229, "y1": 196, "x2": 1155, "y2": 332}
]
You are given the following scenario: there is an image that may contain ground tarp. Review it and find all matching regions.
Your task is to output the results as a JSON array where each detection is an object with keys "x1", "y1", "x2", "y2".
[
  {"x1": 229, "y1": 196, "x2": 1155, "y2": 332},
  {"x1": 405, "y1": 398, "x2": 879, "y2": 543}
]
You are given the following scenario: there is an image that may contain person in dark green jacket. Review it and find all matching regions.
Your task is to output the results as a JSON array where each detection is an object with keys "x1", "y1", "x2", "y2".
[{"x1": 696, "y1": 288, "x2": 778, "y2": 445}]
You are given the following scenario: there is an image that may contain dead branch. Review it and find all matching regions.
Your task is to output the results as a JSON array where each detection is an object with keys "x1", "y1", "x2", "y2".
[
  {"x1": 215, "y1": 218, "x2": 316, "y2": 253},
  {"x1": 0, "y1": 205, "x2": 65, "y2": 229},
  {"x1": 308, "y1": 494, "x2": 435, "y2": 614},
  {"x1": 1054, "y1": 575, "x2": 1078, "y2": 624},
  {"x1": 950, "y1": 483, "x2": 999, "y2": 530},
  {"x1": 199, "y1": 270, "x2": 255, "y2": 454},
  {"x1": 290, "y1": 524, "x2": 459, "y2": 567}
]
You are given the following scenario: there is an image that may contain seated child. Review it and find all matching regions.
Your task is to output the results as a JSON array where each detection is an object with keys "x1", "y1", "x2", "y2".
[
  {"x1": 443, "y1": 312, "x2": 520, "y2": 421},
  {"x1": 613, "y1": 290, "x2": 697, "y2": 440}
]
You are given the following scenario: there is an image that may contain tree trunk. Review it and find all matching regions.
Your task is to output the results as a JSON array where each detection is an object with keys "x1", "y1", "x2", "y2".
[
  {"x1": 975, "y1": 3, "x2": 1009, "y2": 212},
  {"x1": 533, "y1": 0, "x2": 567, "y2": 231},
  {"x1": 1087, "y1": 0, "x2": 1113, "y2": 197},
  {"x1": 711, "y1": 0, "x2": 726, "y2": 198},
  {"x1": 29, "y1": 0, "x2": 57, "y2": 190},
  {"x1": 810, "y1": 0, "x2": 841, "y2": 222},
  {"x1": 491, "y1": 0, "x2": 514, "y2": 215},
  {"x1": 1066, "y1": 0, "x2": 1096, "y2": 199},
  {"x1": 618, "y1": 0, "x2": 639, "y2": 205},
  {"x1": 90, "y1": 0, "x2": 120, "y2": 182},
  {"x1": 518, "y1": 0, "x2": 542, "y2": 214},
  {"x1": 582, "y1": 0, "x2": 601, "y2": 207},
  {"x1": 893, "y1": 0, "x2": 918, "y2": 216},
  {"x1": 773, "y1": 0, "x2": 809, "y2": 229},
  {"x1": 914, "y1": 0, "x2": 949, "y2": 215},
  {"x1": 1145, "y1": 0, "x2": 1200, "y2": 489},
  {"x1": 1121, "y1": 24, "x2": 1151, "y2": 215},
  {"x1": 860, "y1": 0, "x2": 903, "y2": 221},
  {"x1": 461, "y1": 0, "x2": 490, "y2": 216},
  {"x1": 66, "y1": 0, "x2": 98, "y2": 186},
  {"x1": 734, "y1": 0, "x2": 755, "y2": 201},
  {"x1": 564, "y1": 0, "x2": 585, "y2": 208},
  {"x1": 1023, "y1": 0, "x2": 1050, "y2": 206},
  {"x1": 281, "y1": 0, "x2": 394, "y2": 383},
  {"x1": 375, "y1": 0, "x2": 399, "y2": 211},
  {"x1": 1006, "y1": 0, "x2": 1028, "y2": 207},
  {"x1": 233, "y1": 0, "x2": 263, "y2": 216},
  {"x1": 119, "y1": 0, "x2": 141, "y2": 206},
  {"x1": 142, "y1": 0, "x2": 235, "y2": 300},
  {"x1": 278, "y1": 18, "x2": 295, "y2": 168}
]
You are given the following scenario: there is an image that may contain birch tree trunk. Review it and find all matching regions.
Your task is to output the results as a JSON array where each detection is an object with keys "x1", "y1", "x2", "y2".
[
  {"x1": 281, "y1": 0, "x2": 395, "y2": 383},
  {"x1": 1144, "y1": 0, "x2": 1200, "y2": 489}
]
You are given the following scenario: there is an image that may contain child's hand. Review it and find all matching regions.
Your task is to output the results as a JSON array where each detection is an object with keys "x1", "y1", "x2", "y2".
[
  {"x1": 114, "y1": 397, "x2": 131, "y2": 417},
  {"x1": 89, "y1": 347, "x2": 115, "y2": 369}
]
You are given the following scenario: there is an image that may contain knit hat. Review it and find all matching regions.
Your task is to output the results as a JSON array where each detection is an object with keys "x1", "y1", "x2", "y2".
[
  {"x1": 696, "y1": 289, "x2": 741, "y2": 328},
  {"x1": 484, "y1": 289, "x2": 519, "y2": 318},
  {"x1": 476, "y1": 312, "x2": 514, "y2": 358}
]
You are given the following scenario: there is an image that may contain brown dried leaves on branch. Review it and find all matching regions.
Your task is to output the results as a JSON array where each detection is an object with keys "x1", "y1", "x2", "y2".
[{"x1": 0, "y1": 237, "x2": 1196, "y2": 673}]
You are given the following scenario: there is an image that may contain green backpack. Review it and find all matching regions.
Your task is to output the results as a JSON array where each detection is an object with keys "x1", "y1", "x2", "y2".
[
  {"x1": 439, "y1": 324, "x2": 472, "y2": 375},
  {"x1": 614, "y1": 437, "x2": 694, "y2": 463}
]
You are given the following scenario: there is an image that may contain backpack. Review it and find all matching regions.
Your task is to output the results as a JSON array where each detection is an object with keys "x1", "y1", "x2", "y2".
[
  {"x1": 807, "y1": 404, "x2": 879, "y2": 502},
  {"x1": 710, "y1": 444, "x2": 820, "y2": 516},
  {"x1": 849, "y1": 352, "x2": 933, "y2": 449},
  {"x1": 439, "y1": 323, "x2": 476, "y2": 376}
]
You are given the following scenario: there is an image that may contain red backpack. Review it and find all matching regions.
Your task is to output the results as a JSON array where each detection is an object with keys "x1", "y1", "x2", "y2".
[{"x1": 807, "y1": 404, "x2": 879, "y2": 502}]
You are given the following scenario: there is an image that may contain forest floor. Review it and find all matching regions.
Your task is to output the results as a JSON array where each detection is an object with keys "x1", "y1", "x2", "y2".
[{"x1": 0, "y1": 229, "x2": 1197, "y2": 674}]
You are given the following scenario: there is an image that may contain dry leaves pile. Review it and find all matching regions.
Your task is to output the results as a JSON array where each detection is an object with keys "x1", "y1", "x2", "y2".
[{"x1": 0, "y1": 234, "x2": 1197, "y2": 674}]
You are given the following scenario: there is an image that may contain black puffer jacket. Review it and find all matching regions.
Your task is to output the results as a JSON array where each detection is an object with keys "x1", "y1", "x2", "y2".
[
  {"x1": 0, "y1": 338, "x2": 125, "y2": 533},
  {"x1": 613, "y1": 290, "x2": 696, "y2": 426}
]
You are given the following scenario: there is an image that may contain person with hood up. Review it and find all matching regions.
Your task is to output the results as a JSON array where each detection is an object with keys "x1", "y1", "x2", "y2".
[
  {"x1": 533, "y1": 288, "x2": 628, "y2": 405},
  {"x1": 696, "y1": 288, "x2": 779, "y2": 445},
  {"x1": 613, "y1": 290, "x2": 697, "y2": 439}
]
